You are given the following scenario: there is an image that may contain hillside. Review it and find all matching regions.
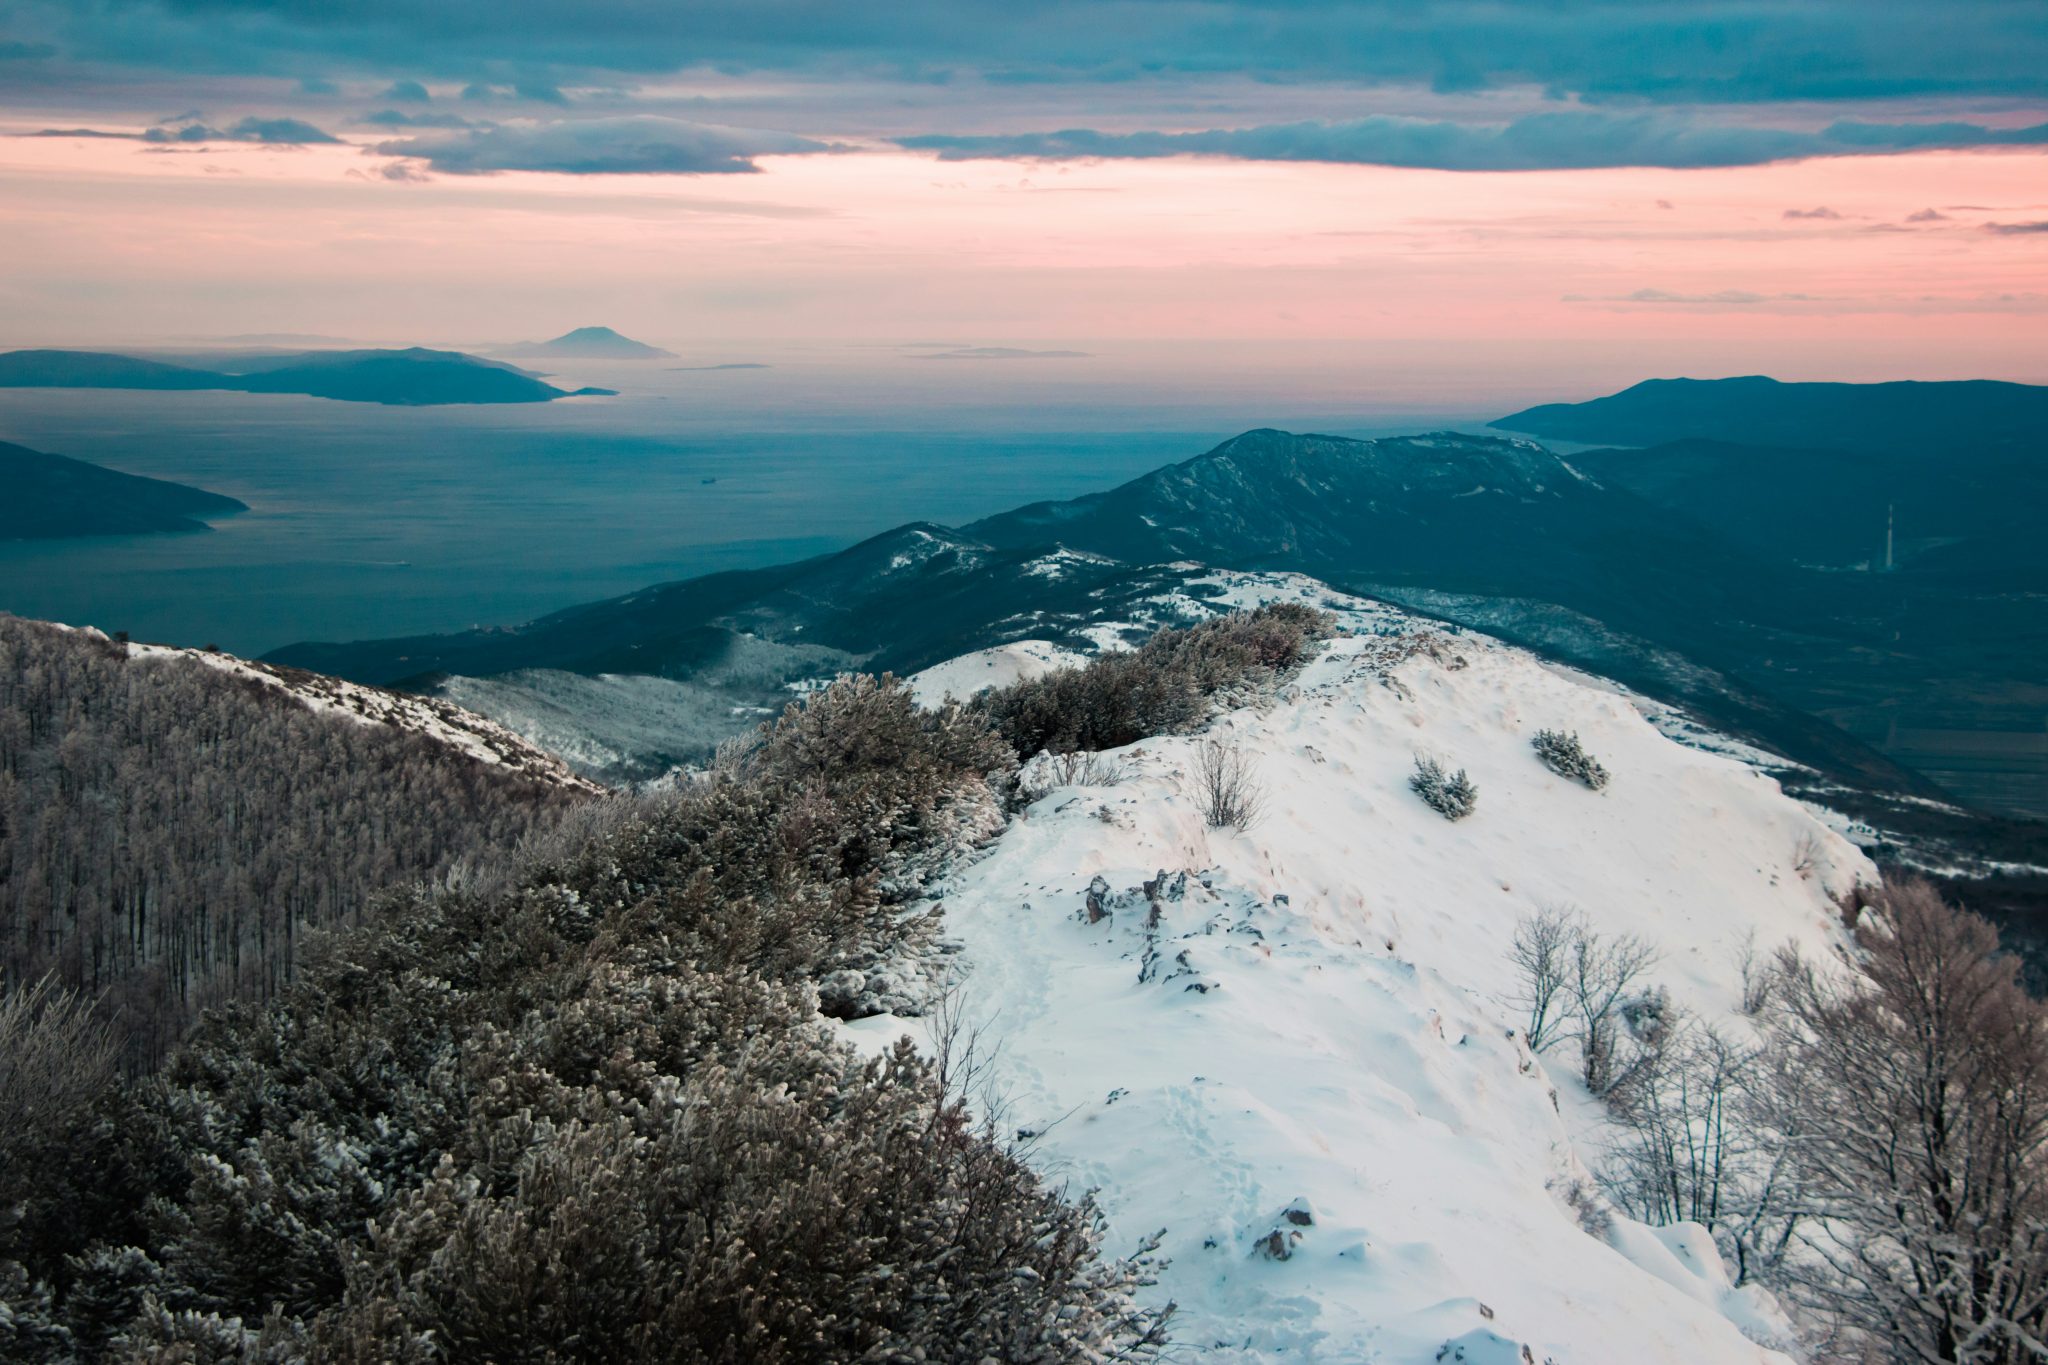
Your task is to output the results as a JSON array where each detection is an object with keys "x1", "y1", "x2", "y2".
[
  {"x1": 0, "y1": 346, "x2": 614, "y2": 405},
  {"x1": 889, "y1": 581, "x2": 1873, "y2": 1361},
  {"x1": 0, "y1": 439, "x2": 246, "y2": 538},
  {"x1": 4, "y1": 600, "x2": 2036, "y2": 1361},
  {"x1": 0, "y1": 615, "x2": 596, "y2": 1063},
  {"x1": 1491, "y1": 375, "x2": 2048, "y2": 457}
]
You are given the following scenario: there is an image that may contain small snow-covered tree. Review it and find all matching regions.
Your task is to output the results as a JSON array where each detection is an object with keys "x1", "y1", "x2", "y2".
[
  {"x1": 1410, "y1": 756, "x2": 1477, "y2": 820},
  {"x1": 1531, "y1": 729, "x2": 1609, "y2": 790}
]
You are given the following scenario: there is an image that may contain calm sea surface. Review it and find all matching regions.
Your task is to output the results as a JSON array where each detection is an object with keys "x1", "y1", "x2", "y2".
[{"x1": 0, "y1": 340, "x2": 1514, "y2": 654}]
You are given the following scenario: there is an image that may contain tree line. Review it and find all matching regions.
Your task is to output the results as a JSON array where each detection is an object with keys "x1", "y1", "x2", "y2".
[{"x1": 0, "y1": 616, "x2": 585, "y2": 1065}]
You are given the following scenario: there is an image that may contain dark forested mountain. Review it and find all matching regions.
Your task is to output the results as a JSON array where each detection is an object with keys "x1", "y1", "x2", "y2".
[
  {"x1": 493, "y1": 325, "x2": 676, "y2": 359},
  {"x1": 0, "y1": 615, "x2": 593, "y2": 1063},
  {"x1": 0, "y1": 347, "x2": 615, "y2": 405},
  {"x1": 0, "y1": 440, "x2": 245, "y2": 539},
  {"x1": 274, "y1": 420, "x2": 2048, "y2": 871},
  {"x1": 1492, "y1": 374, "x2": 2048, "y2": 456}
]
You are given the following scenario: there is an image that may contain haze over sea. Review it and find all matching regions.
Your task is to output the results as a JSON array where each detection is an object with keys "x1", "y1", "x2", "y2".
[
  {"x1": 5, "y1": 332, "x2": 2003, "y2": 658},
  {"x1": 0, "y1": 339, "x2": 1510, "y2": 655}
]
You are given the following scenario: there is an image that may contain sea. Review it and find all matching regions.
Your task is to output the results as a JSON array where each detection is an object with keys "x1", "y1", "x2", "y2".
[{"x1": 0, "y1": 339, "x2": 1539, "y2": 656}]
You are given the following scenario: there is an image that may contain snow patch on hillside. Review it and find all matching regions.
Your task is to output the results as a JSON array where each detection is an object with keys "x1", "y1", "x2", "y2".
[
  {"x1": 881, "y1": 617, "x2": 1868, "y2": 1362},
  {"x1": 908, "y1": 640, "x2": 1089, "y2": 705}
]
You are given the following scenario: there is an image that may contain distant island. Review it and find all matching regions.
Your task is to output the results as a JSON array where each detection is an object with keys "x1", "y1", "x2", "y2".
[
  {"x1": 915, "y1": 347, "x2": 1091, "y2": 361},
  {"x1": 668, "y1": 362, "x2": 771, "y2": 371},
  {"x1": 492, "y1": 326, "x2": 676, "y2": 360},
  {"x1": 0, "y1": 347, "x2": 616, "y2": 406},
  {"x1": 0, "y1": 439, "x2": 247, "y2": 538}
]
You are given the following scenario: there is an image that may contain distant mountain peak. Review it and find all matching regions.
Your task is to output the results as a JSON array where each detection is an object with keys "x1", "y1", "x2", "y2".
[{"x1": 495, "y1": 327, "x2": 676, "y2": 360}]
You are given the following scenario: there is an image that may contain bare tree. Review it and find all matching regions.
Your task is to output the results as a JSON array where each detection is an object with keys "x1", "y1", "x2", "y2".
[
  {"x1": 1770, "y1": 879, "x2": 2048, "y2": 1363},
  {"x1": 1510, "y1": 908, "x2": 1577, "y2": 1052},
  {"x1": 1192, "y1": 738, "x2": 1264, "y2": 831},
  {"x1": 1569, "y1": 928, "x2": 1662, "y2": 1095},
  {"x1": 1505, "y1": 910, "x2": 1661, "y2": 1096},
  {"x1": 1790, "y1": 830, "x2": 1823, "y2": 880},
  {"x1": 1735, "y1": 930, "x2": 1782, "y2": 1016}
]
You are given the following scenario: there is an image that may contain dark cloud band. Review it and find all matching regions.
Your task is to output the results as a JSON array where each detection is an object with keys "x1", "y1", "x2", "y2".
[
  {"x1": 897, "y1": 114, "x2": 2048, "y2": 172},
  {"x1": 374, "y1": 116, "x2": 838, "y2": 174}
]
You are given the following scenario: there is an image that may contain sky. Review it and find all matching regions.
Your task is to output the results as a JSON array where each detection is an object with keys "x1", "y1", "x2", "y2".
[{"x1": 2, "y1": 0, "x2": 2045, "y2": 380}]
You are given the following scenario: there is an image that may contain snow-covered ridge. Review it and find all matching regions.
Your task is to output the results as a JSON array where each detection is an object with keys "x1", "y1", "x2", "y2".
[
  {"x1": 880, "y1": 581, "x2": 1872, "y2": 1363},
  {"x1": 93, "y1": 629, "x2": 604, "y2": 794}
]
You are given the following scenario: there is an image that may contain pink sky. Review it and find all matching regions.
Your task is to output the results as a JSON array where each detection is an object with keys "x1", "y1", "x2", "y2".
[{"x1": 2, "y1": 129, "x2": 2045, "y2": 381}]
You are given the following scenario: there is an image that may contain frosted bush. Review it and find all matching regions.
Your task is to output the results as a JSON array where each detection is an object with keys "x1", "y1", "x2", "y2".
[
  {"x1": 1410, "y1": 755, "x2": 1478, "y2": 820},
  {"x1": 1531, "y1": 729, "x2": 1609, "y2": 790}
]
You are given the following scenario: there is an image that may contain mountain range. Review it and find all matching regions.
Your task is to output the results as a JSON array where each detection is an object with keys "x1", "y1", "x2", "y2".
[
  {"x1": 1494, "y1": 374, "x2": 2048, "y2": 456},
  {"x1": 0, "y1": 346, "x2": 617, "y2": 405},
  {"x1": 266, "y1": 380, "x2": 2048, "y2": 942}
]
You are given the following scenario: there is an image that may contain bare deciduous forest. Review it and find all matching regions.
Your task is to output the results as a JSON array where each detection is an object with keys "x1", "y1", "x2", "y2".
[{"x1": 0, "y1": 616, "x2": 586, "y2": 1063}]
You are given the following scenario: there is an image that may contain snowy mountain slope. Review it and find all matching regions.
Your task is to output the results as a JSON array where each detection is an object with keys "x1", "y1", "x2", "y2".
[
  {"x1": 876, "y1": 588, "x2": 1872, "y2": 1362},
  {"x1": 907, "y1": 639, "x2": 1089, "y2": 706},
  {"x1": 112, "y1": 631, "x2": 603, "y2": 793}
]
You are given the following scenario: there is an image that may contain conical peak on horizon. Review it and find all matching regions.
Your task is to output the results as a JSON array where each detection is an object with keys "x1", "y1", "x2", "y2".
[{"x1": 494, "y1": 327, "x2": 675, "y2": 360}]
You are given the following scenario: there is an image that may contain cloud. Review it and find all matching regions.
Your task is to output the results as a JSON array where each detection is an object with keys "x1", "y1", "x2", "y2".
[
  {"x1": 897, "y1": 113, "x2": 2048, "y2": 172},
  {"x1": 899, "y1": 113, "x2": 1836, "y2": 171},
  {"x1": 9, "y1": 1, "x2": 2048, "y2": 181},
  {"x1": 360, "y1": 109, "x2": 481, "y2": 129},
  {"x1": 1782, "y1": 206, "x2": 1842, "y2": 220},
  {"x1": 14, "y1": 0, "x2": 2048, "y2": 110},
  {"x1": 375, "y1": 116, "x2": 838, "y2": 174},
  {"x1": 1984, "y1": 221, "x2": 2048, "y2": 235},
  {"x1": 27, "y1": 115, "x2": 341, "y2": 144},
  {"x1": 1566, "y1": 288, "x2": 1817, "y2": 305},
  {"x1": 1822, "y1": 118, "x2": 2048, "y2": 149},
  {"x1": 1905, "y1": 208, "x2": 1950, "y2": 222}
]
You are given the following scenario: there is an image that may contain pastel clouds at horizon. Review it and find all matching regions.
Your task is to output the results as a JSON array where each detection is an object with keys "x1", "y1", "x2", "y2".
[{"x1": 0, "y1": 0, "x2": 2044, "y2": 367}]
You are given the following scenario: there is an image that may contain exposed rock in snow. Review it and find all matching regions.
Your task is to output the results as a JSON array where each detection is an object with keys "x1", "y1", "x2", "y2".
[{"x1": 868, "y1": 607, "x2": 1867, "y2": 1363}]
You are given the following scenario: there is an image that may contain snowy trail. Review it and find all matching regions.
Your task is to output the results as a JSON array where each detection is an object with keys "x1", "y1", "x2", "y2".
[{"x1": 883, "y1": 595, "x2": 1869, "y2": 1363}]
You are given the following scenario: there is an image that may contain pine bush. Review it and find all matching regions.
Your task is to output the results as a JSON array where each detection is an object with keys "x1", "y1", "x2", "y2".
[
  {"x1": 1531, "y1": 729, "x2": 1609, "y2": 790},
  {"x1": 1410, "y1": 756, "x2": 1478, "y2": 820}
]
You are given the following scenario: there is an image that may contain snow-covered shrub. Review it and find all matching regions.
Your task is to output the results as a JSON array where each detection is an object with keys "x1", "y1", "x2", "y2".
[
  {"x1": 1409, "y1": 756, "x2": 1478, "y2": 820},
  {"x1": 12, "y1": 666, "x2": 1171, "y2": 1362},
  {"x1": 1531, "y1": 729, "x2": 1609, "y2": 790},
  {"x1": 980, "y1": 603, "x2": 1334, "y2": 758}
]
